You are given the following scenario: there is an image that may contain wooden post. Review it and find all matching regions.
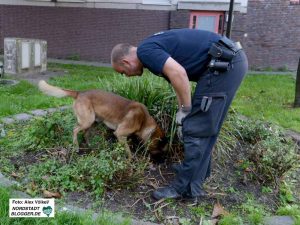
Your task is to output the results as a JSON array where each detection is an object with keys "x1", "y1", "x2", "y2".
[{"x1": 294, "y1": 57, "x2": 300, "y2": 107}]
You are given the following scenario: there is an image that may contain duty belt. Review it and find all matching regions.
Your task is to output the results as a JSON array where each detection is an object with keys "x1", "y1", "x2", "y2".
[{"x1": 208, "y1": 36, "x2": 243, "y2": 73}]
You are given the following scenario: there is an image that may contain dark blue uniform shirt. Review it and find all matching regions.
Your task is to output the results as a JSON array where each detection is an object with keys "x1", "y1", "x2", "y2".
[{"x1": 137, "y1": 29, "x2": 221, "y2": 82}]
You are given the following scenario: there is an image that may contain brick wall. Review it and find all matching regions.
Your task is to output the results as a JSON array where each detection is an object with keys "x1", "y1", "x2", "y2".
[
  {"x1": 233, "y1": 0, "x2": 300, "y2": 70},
  {"x1": 1, "y1": 2, "x2": 299, "y2": 69},
  {"x1": 170, "y1": 10, "x2": 189, "y2": 29},
  {"x1": 170, "y1": 0, "x2": 300, "y2": 70},
  {"x1": 0, "y1": 5, "x2": 170, "y2": 62}
]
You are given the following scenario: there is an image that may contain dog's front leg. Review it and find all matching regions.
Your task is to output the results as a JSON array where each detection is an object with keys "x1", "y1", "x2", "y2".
[{"x1": 114, "y1": 133, "x2": 132, "y2": 161}]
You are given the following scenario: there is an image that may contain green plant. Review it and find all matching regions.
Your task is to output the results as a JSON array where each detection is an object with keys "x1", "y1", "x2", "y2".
[
  {"x1": 233, "y1": 119, "x2": 273, "y2": 144},
  {"x1": 261, "y1": 186, "x2": 273, "y2": 194},
  {"x1": 277, "y1": 204, "x2": 300, "y2": 225},
  {"x1": 218, "y1": 213, "x2": 244, "y2": 225},
  {"x1": 249, "y1": 136, "x2": 298, "y2": 184},
  {"x1": 190, "y1": 205, "x2": 210, "y2": 218},
  {"x1": 0, "y1": 110, "x2": 75, "y2": 153},
  {"x1": 28, "y1": 143, "x2": 135, "y2": 197},
  {"x1": 233, "y1": 117, "x2": 299, "y2": 185},
  {"x1": 279, "y1": 182, "x2": 295, "y2": 204},
  {"x1": 239, "y1": 195, "x2": 269, "y2": 225}
]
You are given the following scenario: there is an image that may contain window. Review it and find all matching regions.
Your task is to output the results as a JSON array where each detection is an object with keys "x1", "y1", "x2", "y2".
[{"x1": 189, "y1": 11, "x2": 225, "y2": 34}]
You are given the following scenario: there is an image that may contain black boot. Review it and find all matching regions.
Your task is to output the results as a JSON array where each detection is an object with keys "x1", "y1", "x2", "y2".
[
  {"x1": 181, "y1": 189, "x2": 208, "y2": 204},
  {"x1": 152, "y1": 186, "x2": 181, "y2": 200}
]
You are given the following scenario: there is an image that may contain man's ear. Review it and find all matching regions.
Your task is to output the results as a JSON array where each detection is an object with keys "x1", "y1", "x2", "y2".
[{"x1": 121, "y1": 58, "x2": 130, "y2": 66}]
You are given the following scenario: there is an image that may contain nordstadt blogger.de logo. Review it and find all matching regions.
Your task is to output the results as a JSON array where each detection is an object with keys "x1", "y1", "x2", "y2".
[{"x1": 9, "y1": 199, "x2": 55, "y2": 218}]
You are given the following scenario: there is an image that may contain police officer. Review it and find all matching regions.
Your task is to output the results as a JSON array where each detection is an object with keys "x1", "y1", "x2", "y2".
[{"x1": 111, "y1": 28, "x2": 248, "y2": 201}]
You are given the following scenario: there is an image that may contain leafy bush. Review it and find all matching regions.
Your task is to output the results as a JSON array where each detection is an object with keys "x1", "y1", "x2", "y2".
[
  {"x1": 250, "y1": 136, "x2": 298, "y2": 183},
  {"x1": 28, "y1": 143, "x2": 131, "y2": 197},
  {"x1": 233, "y1": 118, "x2": 299, "y2": 185},
  {"x1": 0, "y1": 110, "x2": 148, "y2": 197},
  {"x1": 0, "y1": 110, "x2": 75, "y2": 153}
]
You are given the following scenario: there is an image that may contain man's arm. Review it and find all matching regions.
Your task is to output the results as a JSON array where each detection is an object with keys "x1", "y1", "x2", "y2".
[{"x1": 162, "y1": 57, "x2": 191, "y2": 109}]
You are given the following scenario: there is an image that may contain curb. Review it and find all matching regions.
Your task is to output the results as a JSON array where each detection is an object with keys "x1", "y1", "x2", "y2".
[{"x1": 0, "y1": 106, "x2": 71, "y2": 127}]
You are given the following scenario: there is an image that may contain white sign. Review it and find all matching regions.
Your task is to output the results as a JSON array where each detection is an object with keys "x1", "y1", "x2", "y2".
[{"x1": 9, "y1": 198, "x2": 55, "y2": 218}]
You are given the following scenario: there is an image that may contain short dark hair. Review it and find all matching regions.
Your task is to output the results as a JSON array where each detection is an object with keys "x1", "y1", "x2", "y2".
[{"x1": 111, "y1": 43, "x2": 133, "y2": 64}]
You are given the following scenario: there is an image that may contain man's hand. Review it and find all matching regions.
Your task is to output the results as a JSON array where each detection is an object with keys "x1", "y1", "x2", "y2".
[{"x1": 175, "y1": 106, "x2": 191, "y2": 125}]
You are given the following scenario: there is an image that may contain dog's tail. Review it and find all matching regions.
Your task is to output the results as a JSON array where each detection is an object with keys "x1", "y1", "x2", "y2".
[{"x1": 38, "y1": 80, "x2": 78, "y2": 99}]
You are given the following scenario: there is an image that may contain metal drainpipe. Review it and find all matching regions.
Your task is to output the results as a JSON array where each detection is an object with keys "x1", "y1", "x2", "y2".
[{"x1": 226, "y1": 0, "x2": 235, "y2": 38}]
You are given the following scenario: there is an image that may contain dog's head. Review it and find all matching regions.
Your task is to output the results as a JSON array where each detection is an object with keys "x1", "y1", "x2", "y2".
[{"x1": 148, "y1": 126, "x2": 168, "y2": 163}]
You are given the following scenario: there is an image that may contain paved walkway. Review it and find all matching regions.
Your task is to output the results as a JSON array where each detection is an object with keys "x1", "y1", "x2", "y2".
[
  {"x1": 48, "y1": 58, "x2": 111, "y2": 68},
  {"x1": 48, "y1": 57, "x2": 297, "y2": 77}
]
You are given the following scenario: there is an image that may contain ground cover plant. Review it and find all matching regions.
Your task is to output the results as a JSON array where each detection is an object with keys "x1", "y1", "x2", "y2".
[{"x1": 0, "y1": 64, "x2": 299, "y2": 224}]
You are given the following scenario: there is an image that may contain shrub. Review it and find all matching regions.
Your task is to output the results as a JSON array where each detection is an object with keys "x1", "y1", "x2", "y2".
[
  {"x1": 250, "y1": 136, "x2": 298, "y2": 184},
  {"x1": 28, "y1": 143, "x2": 131, "y2": 197},
  {"x1": 233, "y1": 117, "x2": 299, "y2": 185},
  {"x1": 0, "y1": 110, "x2": 75, "y2": 153}
]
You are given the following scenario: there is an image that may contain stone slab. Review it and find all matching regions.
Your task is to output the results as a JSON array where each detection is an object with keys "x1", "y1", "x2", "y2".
[
  {"x1": 47, "y1": 108, "x2": 59, "y2": 113},
  {"x1": 1, "y1": 117, "x2": 15, "y2": 124},
  {"x1": 0, "y1": 172, "x2": 18, "y2": 187},
  {"x1": 263, "y1": 216, "x2": 294, "y2": 225},
  {"x1": 30, "y1": 109, "x2": 48, "y2": 117},
  {"x1": 13, "y1": 113, "x2": 33, "y2": 122}
]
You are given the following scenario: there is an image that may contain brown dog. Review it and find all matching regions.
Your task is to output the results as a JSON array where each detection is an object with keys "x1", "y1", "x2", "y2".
[{"x1": 38, "y1": 80, "x2": 167, "y2": 161}]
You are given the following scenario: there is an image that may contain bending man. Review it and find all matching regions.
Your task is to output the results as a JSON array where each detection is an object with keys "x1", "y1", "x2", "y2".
[{"x1": 111, "y1": 28, "x2": 248, "y2": 201}]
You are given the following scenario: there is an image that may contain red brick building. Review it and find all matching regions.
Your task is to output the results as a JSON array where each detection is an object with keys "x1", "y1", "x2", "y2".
[{"x1": 0, "y1": 0, "x2": 299, "y2": 70}]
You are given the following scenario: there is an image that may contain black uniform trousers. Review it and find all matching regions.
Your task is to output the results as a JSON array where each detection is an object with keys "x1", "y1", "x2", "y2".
[{"x1": 171, "y1": 50, "x2": 248, "y2": 197}]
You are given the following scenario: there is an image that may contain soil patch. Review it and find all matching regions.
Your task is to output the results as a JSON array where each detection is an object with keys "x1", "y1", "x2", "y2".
[{"x1": 5, "y1": 144, "x2": 282, "y2": 224}]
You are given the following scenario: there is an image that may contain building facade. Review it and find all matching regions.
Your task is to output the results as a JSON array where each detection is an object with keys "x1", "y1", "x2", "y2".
[{"x1": 0, "y1": 0, "x2": 299, "y2": 70}]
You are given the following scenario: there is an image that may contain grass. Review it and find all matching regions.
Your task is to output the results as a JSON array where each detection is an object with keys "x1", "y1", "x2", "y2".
[
  {"x1": 1, "y1": 65, "x2": 299, "y2": 133},
  {"x1": 0, "y1": 187, "x2": 131, "y2": 225},
  {"x1": 0, "y1": 64, "x2": 299, "y2": 224},
  {"x1": 0, "y1": 80, "x2": 67, "y2": 117},
  {"x1": 232, "y1": 73, "x2": 300, "y2": 132}
]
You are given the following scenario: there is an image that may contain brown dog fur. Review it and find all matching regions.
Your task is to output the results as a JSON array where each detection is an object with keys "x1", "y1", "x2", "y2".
[{"x1": 38, "y1": 80, "x2": 167, "y2": 160}]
